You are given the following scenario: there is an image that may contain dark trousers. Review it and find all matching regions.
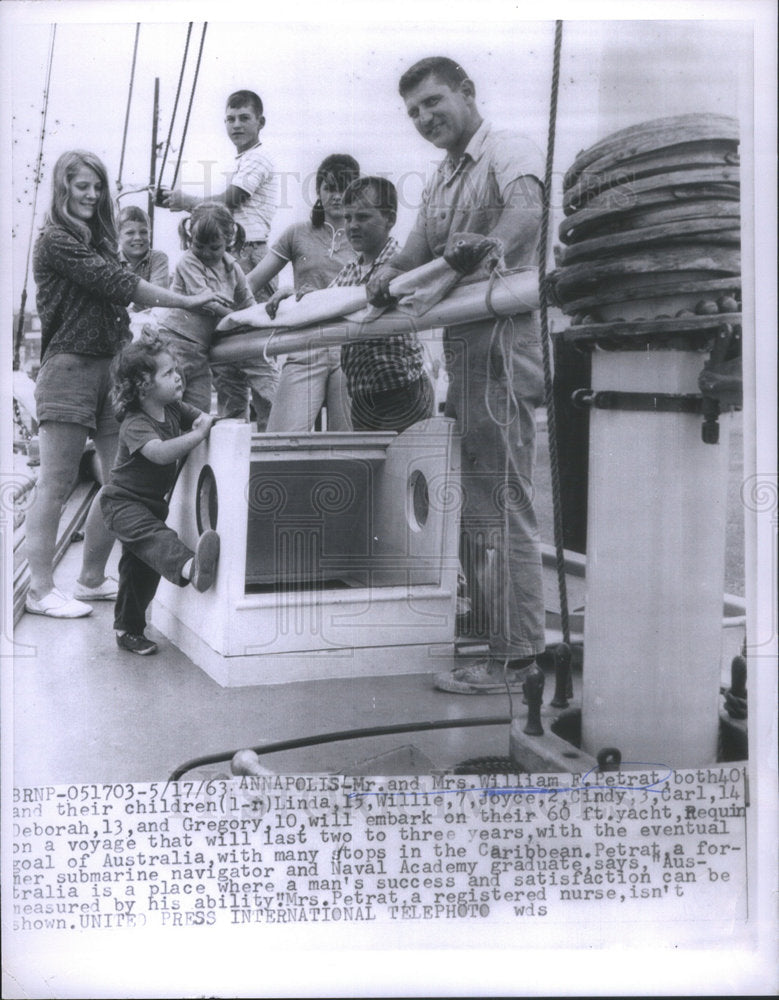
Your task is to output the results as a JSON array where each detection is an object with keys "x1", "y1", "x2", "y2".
[
  {"x1": 350, "y1": 374, "x2": 434, "y2": 432},
  {"x1": 100, "y1": 486, "x2": 192, "y2": 635}
]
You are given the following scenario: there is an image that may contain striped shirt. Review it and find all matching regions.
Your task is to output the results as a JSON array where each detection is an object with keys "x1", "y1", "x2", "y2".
[
  {"x1": 230, "y1": 143, "x2": 278, "y2": 242},
  {"x1": 335, "y1": 238, "x2": 425, "y2": 395}
]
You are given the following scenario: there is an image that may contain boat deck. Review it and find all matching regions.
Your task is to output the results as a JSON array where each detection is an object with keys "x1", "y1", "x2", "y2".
[
  {"x1": 12, "y1": 536, "x2": 587, "y2": 785},
  {"x1": 10, "y1": 416, "x2": 745, "y2": 787}
]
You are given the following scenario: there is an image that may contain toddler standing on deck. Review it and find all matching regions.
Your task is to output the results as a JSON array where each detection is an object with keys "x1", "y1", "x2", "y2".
[
  {"x1": 100, "y1": 336, "x2": 220, "y2": 656},
  {"x1": 157, "y1": 202, "x2": 255, "y2": 412}
]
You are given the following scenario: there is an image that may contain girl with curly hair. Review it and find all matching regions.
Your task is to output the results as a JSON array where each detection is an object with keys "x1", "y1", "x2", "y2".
[{"x1": 98, "y1": 334, "x2": 220, "y2": 656}]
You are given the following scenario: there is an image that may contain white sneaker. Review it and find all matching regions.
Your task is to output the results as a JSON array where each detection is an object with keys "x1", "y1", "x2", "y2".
[
  {"x1": 25, "y1": 588, "x2": 93, "y2": 618},
  {"x1": 73, "y1": 576, "x2": 118, "y2": 601}
]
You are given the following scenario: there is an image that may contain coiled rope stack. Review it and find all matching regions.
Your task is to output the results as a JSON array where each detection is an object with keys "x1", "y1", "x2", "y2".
[
  {"x1": 549, "y1": 112, "x2": 741, "y2": 348},
  {"x1": 546, "y1": 112, "x2": 744, "y2": 768}
]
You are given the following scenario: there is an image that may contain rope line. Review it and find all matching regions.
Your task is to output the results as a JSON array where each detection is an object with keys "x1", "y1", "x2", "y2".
[
  {"x1": 538, "y1": 19, "x2": 571, "y2": 647},
  {"x1": 262, "y1": 327, "x2": 280, "y2": 366},
  {"x1": 116, "y1": 23, "x2": 140, "y2": 192},
  {"x1": 14, "y1": 24, "x2": 57, "y2": 371},
  {"x1": 484, "y1": 315, "x2": 519, "y2": 428},
  {"x1": 485, "y1": 267, "x2": 502, "y2": 318},
  {"x1": 155, "y1": 21, "x2": 193, "y2": 193},
  {"x1": 168, "y1": 715, "x2": 512, "y2": 782},
  {"x1": 170, "y1": 22, "x2": 208, "y2": 191},
  {"x1": 501, "y1": 315, "x2": 516, "y2": 700}
]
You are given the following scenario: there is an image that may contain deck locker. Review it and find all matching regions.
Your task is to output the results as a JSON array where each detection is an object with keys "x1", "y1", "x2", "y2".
[{"x1": 153, "y1": 418, "x2": 460, "y2": 686}]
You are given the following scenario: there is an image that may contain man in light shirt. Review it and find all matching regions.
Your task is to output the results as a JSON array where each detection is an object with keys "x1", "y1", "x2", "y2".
[{"x1": 367, "y1": 57, "x2": 547, "y2": 695}]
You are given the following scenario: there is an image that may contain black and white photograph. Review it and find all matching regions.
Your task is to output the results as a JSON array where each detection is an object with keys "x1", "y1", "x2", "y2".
[{"x1": 2, "y1": 1, "x2": 776, "y2": 996}]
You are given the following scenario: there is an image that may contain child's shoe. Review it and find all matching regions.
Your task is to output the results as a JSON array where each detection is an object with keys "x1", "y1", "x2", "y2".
[
  {"x1": 191, "y1": 530, "x2": 220, "y2": 592},
  {"x1": 116, "y1": 632, "x2": 158, "y2": 656}
]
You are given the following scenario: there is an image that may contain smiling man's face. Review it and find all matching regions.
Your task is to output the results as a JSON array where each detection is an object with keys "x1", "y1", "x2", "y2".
[{"x1": 403, "y1": 73, "x2": 477, "y2": 156}]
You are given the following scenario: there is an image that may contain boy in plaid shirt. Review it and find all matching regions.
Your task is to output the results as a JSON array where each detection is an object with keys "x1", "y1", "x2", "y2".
[{"x1": 334, "y1": 177, "x2": 433, "y2": 431}]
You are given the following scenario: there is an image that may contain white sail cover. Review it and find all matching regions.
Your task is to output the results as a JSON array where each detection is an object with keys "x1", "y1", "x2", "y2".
[
  {"x1": 217, "y1": 258, "x2": 468, "y2": 333},
  {"x1": 211, "y1": 264, "x2": 539, "y2": 363}
]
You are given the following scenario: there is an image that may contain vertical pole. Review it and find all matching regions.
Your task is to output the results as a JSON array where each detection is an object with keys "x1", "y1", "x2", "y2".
[
  {"x1": 537, "y1": 20, "x2": 571, "y2": 649},
  {"x1": 581, "y1": 351, "x2": 731, "y2": 767},
  {"x1": 14, "y1": 23, "x2": 57, "y2": 370},
  {"x1": 148, "y1": 77, "x2": 160, "y2": 243}
]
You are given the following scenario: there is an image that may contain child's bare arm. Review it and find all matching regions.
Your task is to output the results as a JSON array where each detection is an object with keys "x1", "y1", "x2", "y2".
[
  {"x1": 247, "y1": 252, "x2": 286, "y2": 296},
  {"x1": 140, "y1": 413, "x2": 216, "y2": 465},
  {"x1": 167, "y1": 256, "x2": 234, "y2": 315},
  {"x1": 133, "y1": 280, "x2": 231, "y2": 313},
  {"x1": 205, "y1": 301, "x2": 233, "y2": 319},
  {"x1": 159, "y1": 185, "x2": 249, "y2": 213}
]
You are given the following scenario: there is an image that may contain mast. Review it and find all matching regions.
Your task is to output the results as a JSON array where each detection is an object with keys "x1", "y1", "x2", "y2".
[
  {"x1": 14, "y1": 23, "x2": 57, "y2": 370},
  {"x1": 148, "y1": 77, "x2": 160, "y2": 243}
]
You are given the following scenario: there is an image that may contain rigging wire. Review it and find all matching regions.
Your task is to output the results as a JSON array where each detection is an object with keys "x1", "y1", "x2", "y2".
[
  {"x1": 538, "y1": 19, "x2": 572, "y2": 647},
  {"x1": 169, "y1": 22, "x2": 208, "y2": 191},
  {"x1": 13, "y1": 23, "x2": 57, "y2": 371},
  {"x1": 154, "y1": 21, "x2": 193, "y2": 196},
  {"x1": 116, "y1": 22, "x2": 140, "y2": 193}
]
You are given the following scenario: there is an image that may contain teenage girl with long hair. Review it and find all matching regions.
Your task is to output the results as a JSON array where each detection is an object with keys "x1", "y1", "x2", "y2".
[{"x1": 25, "y1": 150, "x2": 229, "y2": 618}]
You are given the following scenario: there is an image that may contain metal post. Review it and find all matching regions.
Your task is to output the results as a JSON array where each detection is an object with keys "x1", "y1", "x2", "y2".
[{"x1": 148, "y1": 77, "x2": 160, "y2": 242}]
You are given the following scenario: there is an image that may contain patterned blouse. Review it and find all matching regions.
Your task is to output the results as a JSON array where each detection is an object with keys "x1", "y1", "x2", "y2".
[{"x1": 33, "y1": 225, "x2": 139, "y2": 361}]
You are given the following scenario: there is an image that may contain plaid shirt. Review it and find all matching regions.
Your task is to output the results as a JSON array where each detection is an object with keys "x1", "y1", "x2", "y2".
[{"x1": 334, "y1": 238, "x2": 425, "y2": 395}]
